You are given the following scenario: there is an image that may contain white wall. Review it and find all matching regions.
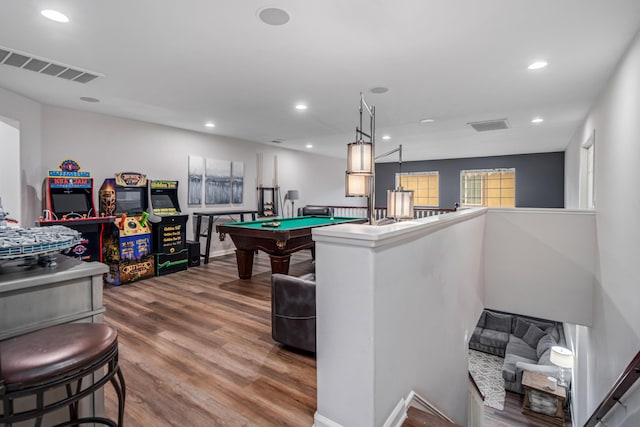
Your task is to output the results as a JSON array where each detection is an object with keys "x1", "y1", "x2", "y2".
[
  {"x1": 484, "y1": 208, "x2": 596, "y2": 326},
  {"x1": 313, "y1": 209, "x2": 486, "y2": 427},
  {"x1": 565, "y1": 31, "x2": 640, "y2": 426},
  {"x1": 0, "y1": 119, "x2": 21, "y2": 224},
  {"x1": 0, "y1": 103, "x2": 352, "y2": 258},
  {"x1": 0, "y1": 87, "x2": 43, "y2": 226}
]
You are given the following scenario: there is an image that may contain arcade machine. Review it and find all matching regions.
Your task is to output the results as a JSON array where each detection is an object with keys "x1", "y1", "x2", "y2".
[
  {"x1": 148, "y1": 180, "x2": 189, "y2": 275},
  {"x1": 38, "y1": 159, "x2": 115, "y2": 262},
  {"x1": 99, "y1": 172, "x2": 155, "y2": 285}
]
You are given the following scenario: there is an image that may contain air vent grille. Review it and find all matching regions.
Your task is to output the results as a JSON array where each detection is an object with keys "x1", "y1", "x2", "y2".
[
  {"x1": 0, "y1": 46, "x2": 103, "y2": 84},
  {"x1": 271, "y1": 139, "x2": 283, "y2": 144},
  {"x1": 467, "y1": 119, "x2": 510, "y2": 132}
]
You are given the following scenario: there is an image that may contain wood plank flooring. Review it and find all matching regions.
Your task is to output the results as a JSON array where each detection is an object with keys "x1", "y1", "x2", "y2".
[
  {"x1": 103, "y1": 252, "x2": 317, "y2": 427},
  {"x1": 103, "y1": 251, "x2": 569, "y2": 426}
]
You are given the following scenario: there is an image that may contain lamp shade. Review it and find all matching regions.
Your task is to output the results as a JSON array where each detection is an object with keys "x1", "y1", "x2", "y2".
[
  {"x1": 285, "y1": 190, "x2": 299, "y2": 200},
  {"x1": 387, "y1": 188, "x2": 414, "y2": 219},
  {"x1": 550, "y1": 346, "x2": 574, "y2": 368},
  {"x1": 347, "y1": 142, "x2": 373, "y2": 174},
  {"x1": 345, "y1": 173, "x2": 370, "y2": 197}
]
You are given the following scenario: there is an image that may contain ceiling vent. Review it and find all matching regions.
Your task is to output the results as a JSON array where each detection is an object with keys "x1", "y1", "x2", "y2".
[
  {"x1": 270, "y1": 139, "x2": 283, "y2": 144},
  {"x1": 0, "y1": 46, "x2": 103, "y2": 84},
  {"x1": 467, "y1": 118, "x2": 510, "y2": 132}
]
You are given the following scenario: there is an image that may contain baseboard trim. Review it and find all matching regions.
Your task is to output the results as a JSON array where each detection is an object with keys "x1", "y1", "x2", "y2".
[
  {"x1": 383, "y1": 398, "x2": 408, "y2": 427},
  {"x1": 313, "y1": 411, "x2": 344, "y2": 427}
]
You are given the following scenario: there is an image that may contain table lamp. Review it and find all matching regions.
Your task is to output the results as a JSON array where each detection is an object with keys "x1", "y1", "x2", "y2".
[{"x1": 550, "y1": 346, "x2": 574, "y2": 387}]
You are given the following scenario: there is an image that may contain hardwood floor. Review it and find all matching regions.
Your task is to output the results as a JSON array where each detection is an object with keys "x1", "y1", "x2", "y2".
[
  {"x1": 103, "y1": 251, "x2": 569, "y2": 426},
  {"x1": 103, "y1": 252, "x2": 317, "y2": 426}
]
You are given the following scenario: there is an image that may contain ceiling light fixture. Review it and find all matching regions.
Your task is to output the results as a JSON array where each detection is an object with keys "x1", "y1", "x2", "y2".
[
  {"x1": 41, "y1": 10, "x2": 69, "y2": 23},
  {"x1": 205, "y1": 122, "x2": 215, "y2": 128},
  {"x1": 258, "y1": 8, "x2": 290, "y2": 26},
  {"x1": 419, "y1": 118, "x2": 435, "y2": 123},
  {"x1": 370, "y1": 87, "x2": 389, "y2": 94},
  {"x1": 528, "y1": 61, "x2": 548, "y2": 70},
  {"x1": 531, "y1": 117, "x2": 544, "y2": 123},
  {"x1": 382, "y1": 135, "x2": 391, "y2": 140},
  {"x1": 306, "y1": 144, "x2": 313, "y2": 148},
  {"x1": 295, "y1": 104, "x2": 307, "y2": 110}
]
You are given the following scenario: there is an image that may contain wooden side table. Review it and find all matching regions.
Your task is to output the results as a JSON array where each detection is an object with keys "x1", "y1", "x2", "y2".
[{"x1": 522, "y1": 370, "x2": 567, "y2": 426}]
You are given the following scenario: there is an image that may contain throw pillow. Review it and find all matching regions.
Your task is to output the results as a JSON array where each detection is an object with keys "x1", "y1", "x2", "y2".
[
  {"x1": 514, "y1": 317, "x2": 532, "y2": 338},
  {"x1": 545, "y1": 326, "x2": 560, "y2": 342},
  {"x1": 484, "y1": 311, "x2": 512, "y2": 333},
  {"x1": 522, "y1": 324, "x2": 546, "y2": 348},
  {"x1": 536, "y1": 334, "x2": 558, "y2": 358}
]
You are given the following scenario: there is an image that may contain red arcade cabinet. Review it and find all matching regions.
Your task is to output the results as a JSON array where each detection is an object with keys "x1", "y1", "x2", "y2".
[{"x1": 39, "y1": 159, "x2": 115, "y2": 262}]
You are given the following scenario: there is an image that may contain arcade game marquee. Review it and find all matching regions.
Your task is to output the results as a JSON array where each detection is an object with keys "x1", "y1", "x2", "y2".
[
  {"x1": 38, "y1": 159, "x2": 115, "y2": 262},
  {"x1": 99, "y1": 172, "x2": 154, "y2": 285},
  {"x1": 149, "y1": 180, "x2": 189, "y2": 275}
]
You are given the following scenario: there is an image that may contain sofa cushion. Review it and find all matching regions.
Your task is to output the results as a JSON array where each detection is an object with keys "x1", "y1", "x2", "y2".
[
  {"x1": 506, "y1": 336, "x2": 538, "y2": 361},
  {"x1": 522, "y1": 324, "x2": 546, "y2": 348},
  {"x1": 536, "y1": 334, "x2": 557, "y2": 358},
  {"x1": 477, "y1": 329, "x2": 509, "y2": 349},
  {"x1": 502, "y1": 353, "x2": 537, "y2": 383},
  {"x1": 513, "y1": 317, "x2": 532, "y2": 338},
  {"x1": 477, "y1": 311, "x2": 487, "y2": 328},
  {"x1": 485, "y1": 311, "x2": 512, "y2": 333}
]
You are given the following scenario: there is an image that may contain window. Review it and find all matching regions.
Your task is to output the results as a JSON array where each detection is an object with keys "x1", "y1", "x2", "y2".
[
  {"x1": 396, "y1": 171, "x2": 439, "y2": 207},
  {"x1": 460, "y1": 168, "x2": 515, "y2": 208}
]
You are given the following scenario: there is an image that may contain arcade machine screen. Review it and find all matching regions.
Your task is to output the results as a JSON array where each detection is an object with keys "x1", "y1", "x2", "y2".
[
  {"x1": 50, "y1": 192, "x2": 91, "y2": 217},
  {"x1": 116, "y1": 188, "x2": 146, "y2": 213},
  {"x1": 150, "y1": 193, "x2": 175, "y2": 210}
]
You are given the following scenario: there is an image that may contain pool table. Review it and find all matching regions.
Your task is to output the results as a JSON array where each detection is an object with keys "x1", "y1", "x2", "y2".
[{"x1": 216, "y1": 215, "x2": 367, "y2": 279}]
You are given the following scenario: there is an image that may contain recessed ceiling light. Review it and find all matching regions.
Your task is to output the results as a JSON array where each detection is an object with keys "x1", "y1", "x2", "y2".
[
  {"x1": 258, "y1": 8, "x2": 290, "y2": 26},
  {"x1": 295, "y1": 104, "x2": 307, "y2": 110},
  {"x1": 370, "y1": 87, "x2": 389, "y2": 94},
  {"x1": 41, "y1": 10, "x2": 69, "y2": 23},
  {"x1": 528, "y1": 61, "x2": 548, "y2": 70},
  {"x1": 205, "y1": 122, "x2": 215, "y2": 128},
  {"x1": 306, "y1": 143, "x2": 313, "y2": 148},
  {"x1": 531, "y1": 117, "x2": 544, "y2": 123},
  {"x1": 419, "y1": 118, "x2": 435, "y2": 123},
  {"x1": 80, "y1": 97, "x2": 100, "y2": 103},
  {"x1": 382, "y1": 135, "x2": 391, "y2": 140}
]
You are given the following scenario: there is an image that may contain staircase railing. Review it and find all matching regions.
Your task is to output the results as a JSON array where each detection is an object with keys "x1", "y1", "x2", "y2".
[{"x1": 584, "y1": 350, "x2": 640, "y2": 427}]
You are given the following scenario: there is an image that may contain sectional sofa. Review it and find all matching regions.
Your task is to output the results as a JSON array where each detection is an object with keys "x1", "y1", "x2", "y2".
[{"x1": 469, "y1": 309, "x2": 566, "y2": 394}]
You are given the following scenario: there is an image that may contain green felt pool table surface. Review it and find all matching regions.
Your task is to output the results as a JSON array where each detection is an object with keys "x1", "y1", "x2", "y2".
[{"x1": 222, "y1": 215, "x2": 363, "y2": 230}]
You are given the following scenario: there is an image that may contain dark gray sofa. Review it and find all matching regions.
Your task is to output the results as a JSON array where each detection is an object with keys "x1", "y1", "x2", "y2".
[{"x1": 469, "y1": 309, "x2": 565, "y2": 394}]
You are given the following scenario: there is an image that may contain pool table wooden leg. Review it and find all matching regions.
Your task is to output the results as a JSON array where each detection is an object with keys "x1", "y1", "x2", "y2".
[
  {"x1": 270, "y1": 255, "x2": 291, "y2": 275},
  {"x1": 235, "y1": 249, "x2": 254, "y2": 279}
]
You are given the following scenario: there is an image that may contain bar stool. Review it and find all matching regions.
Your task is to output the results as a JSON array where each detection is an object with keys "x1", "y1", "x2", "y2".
[{"x1": 0, "y1": 323, "x2": 125, "y2": 426}]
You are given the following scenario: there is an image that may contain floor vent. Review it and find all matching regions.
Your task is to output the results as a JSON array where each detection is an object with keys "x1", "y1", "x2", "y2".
[
  {"x1": 467, "y1": 118, "x2": 510, "y2": 132},
  {"x1": 0, "y1": 46, "x2": 103, "y2": 84}
]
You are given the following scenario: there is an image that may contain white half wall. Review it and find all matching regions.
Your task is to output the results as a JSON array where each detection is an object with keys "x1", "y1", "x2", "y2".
[
  {"x1": 313, "y1": 209, "x2": 486, "y2": 427},
  {"x1": 484, "y1": 208, "x2": 596, "y2": 326}
]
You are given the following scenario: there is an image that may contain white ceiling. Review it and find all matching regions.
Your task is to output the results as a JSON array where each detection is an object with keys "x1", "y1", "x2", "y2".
[{"x1": 0, "y1": 1, "x2": 639, "y2": 162}]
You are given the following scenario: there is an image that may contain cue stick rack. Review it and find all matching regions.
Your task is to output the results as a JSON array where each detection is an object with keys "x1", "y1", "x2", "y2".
[{"x1": 257, "y1": 186, "x2": 279, "y2": 217}]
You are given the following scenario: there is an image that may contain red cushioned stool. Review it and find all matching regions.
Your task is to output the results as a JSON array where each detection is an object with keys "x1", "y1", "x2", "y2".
[{"x1": 0, "y1": 323, "x2": 125, "y2": 426}]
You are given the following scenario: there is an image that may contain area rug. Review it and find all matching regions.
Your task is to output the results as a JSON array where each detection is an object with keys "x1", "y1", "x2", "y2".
[{"x1": 468, "y1": 349, "x2": 506, "y2": 410}]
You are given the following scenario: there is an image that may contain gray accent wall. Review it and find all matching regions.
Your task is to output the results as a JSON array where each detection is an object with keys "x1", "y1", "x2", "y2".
[{"x1": 375, "y1": 151, "x2": 565, "y2": 208}]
